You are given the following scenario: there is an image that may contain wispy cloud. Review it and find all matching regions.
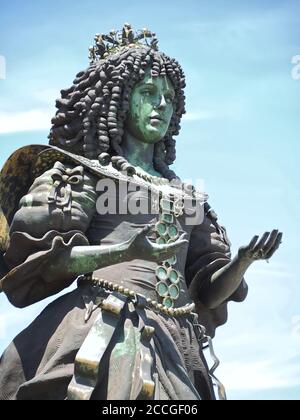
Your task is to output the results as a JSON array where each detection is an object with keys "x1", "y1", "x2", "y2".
[
  {"x1": 0, "y1": 109, "x2": 52, "y2": 134},
  {"x1": 219, "y1": 359, "x2": 300, "y2": 391}
]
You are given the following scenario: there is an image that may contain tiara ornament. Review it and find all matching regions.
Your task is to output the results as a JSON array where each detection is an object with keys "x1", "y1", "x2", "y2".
[{"x1": 88, "y1": 23, "x2": 158, "y2": 64}]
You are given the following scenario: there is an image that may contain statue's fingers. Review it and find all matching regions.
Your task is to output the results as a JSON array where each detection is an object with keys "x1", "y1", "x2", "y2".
[
  {"x1": 128, "y1": 224, "x2": 153, "y2": 244},
  {"x1": 248, "y1": 235, "x2": 259, "y2": 250},
  {"x1": 155, "y1": 246, "x2": 176, "y2": 261},
  {"x1": 178, "y1": 233, "x2": 188, "y2": 242},
  {"x1": 253, "y1": 232, "x2": 270, "y2": 252},
  {"x1": 141, "y1": 223, "x2": 155, "y2": 235},
  {"x1": 164, "y1": 238, "x2": 189, "y2": 252},
  {"x1": 265, "y1": 232, "x2": 283, "y2": 259},
  {"x1": 262, "y1": 229, "x2": 279, "y2": 255},
  {"x1": 155, "y1": 238, "x2": 188, "y2": 259},
  {"x1": 174, "y1": 238, "x2": 189, "y2": 247}
]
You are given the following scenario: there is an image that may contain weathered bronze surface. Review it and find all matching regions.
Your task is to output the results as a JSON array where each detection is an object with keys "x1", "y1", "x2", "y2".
[{"x1": 0, "y1": 24, "x2": 282, "y2": 401}]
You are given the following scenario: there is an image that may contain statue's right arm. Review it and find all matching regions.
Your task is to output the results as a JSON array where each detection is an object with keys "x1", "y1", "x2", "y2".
[
  {"x1": 44, "y1": 226, "x2": 187, "y2": 282},
  {"x1": 5, "y1": 161, "x2": 186, "y2": 294}
]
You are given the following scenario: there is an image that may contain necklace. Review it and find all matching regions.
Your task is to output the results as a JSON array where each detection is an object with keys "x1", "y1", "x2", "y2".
[{"x1": 134, "y1": 166, "x2": 170, "y2": 186}]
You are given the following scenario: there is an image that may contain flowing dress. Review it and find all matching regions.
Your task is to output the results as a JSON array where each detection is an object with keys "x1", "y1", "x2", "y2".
[{"x1": 0, "y1": 154, "x2": 248, "y2": 400}]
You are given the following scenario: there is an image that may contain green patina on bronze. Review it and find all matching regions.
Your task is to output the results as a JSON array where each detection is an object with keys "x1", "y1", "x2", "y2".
[
  {"x1": 126, "y1": 68, "x2": 175, "y2": 144},
  {"x1": 108, "y1": 319, "x2": 141, "y2": 398},
  {"x1": 121, "y1": 68, "x2": 176, "y2": 177}
]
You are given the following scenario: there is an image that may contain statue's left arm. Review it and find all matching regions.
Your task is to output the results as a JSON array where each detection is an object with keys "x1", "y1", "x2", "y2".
[
  {"x1": 185, "y1": 209, "x2": 282, "y2": 337},
  {"x1": 199, "y1": 230, "x2": 282, "y2": 309}
]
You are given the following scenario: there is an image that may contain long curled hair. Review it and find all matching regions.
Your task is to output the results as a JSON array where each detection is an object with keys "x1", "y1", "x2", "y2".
[{"x1": 49, "y1": 46, "x2": 186, "y2": 180}]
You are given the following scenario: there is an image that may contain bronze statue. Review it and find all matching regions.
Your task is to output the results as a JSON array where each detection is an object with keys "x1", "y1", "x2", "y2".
[{"x1": 0, "y1": 24, "x2": 282, "y2": 400}]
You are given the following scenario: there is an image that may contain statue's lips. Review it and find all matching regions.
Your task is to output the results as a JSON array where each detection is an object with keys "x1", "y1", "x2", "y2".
[{"x1": 149, "y1": 116, "x2": 165, "y2": 125}]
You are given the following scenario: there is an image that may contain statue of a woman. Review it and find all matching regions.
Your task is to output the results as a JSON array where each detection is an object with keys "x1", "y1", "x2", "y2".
[{"x1": 0, "y1": 25, "x2": 282, "y2": 400}]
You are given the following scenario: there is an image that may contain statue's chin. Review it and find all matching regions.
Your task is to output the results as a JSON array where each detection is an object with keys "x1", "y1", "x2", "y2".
[{"x1": 141, "y1": 125, "x2": 168, "y2": 143}]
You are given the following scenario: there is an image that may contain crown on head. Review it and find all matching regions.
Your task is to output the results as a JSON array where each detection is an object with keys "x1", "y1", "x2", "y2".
[{"x1": 88, "y1": 23, "x2": 158, "y2": 64}]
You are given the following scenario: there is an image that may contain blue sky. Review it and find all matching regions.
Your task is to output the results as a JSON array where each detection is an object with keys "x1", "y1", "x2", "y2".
[{"x1": 0, "y1": 0, "x2": 299, "y2": 400}]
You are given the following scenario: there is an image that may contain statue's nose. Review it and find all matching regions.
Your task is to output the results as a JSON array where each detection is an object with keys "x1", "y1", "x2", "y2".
[{"x1": 156, "y1": 95, "x2": 167, "y2": 110}]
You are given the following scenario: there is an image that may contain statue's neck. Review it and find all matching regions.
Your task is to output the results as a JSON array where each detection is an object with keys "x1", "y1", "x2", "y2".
[{"x1": 122, "y1": 131, "x2": 161, "y2": 177}]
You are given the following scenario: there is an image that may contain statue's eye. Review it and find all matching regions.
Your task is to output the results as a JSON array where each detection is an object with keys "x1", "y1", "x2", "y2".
[
  {"x1": 141, "y1": 89, "x2": 152, "y2": 96},
  {"x1": 165, "y1": 94, "x2": 174, "y2": 104}
]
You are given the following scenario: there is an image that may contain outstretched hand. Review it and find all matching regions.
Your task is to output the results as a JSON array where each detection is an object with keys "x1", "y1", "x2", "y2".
[
  {"x1": 238, "y1": 229, "x2": 282, "y2": 263},
  {"x1": 125, "y1": 224, "x2": 188, "y2": 263}
]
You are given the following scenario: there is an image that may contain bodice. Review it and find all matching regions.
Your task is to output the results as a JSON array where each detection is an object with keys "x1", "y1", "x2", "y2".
[{"x1": 87, "y1": 185, "x2": 196, "y2": 308}]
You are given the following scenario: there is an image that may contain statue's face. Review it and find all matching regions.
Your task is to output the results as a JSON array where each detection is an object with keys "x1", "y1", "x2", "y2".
[{"x1": 126, "y1": 68, "x2": 175, "y2": 143}]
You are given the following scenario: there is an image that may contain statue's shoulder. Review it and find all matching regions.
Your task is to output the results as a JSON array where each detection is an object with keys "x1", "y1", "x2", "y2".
[{"x1": 0, "y1": 145, "x2": 119, "y2": 227}]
